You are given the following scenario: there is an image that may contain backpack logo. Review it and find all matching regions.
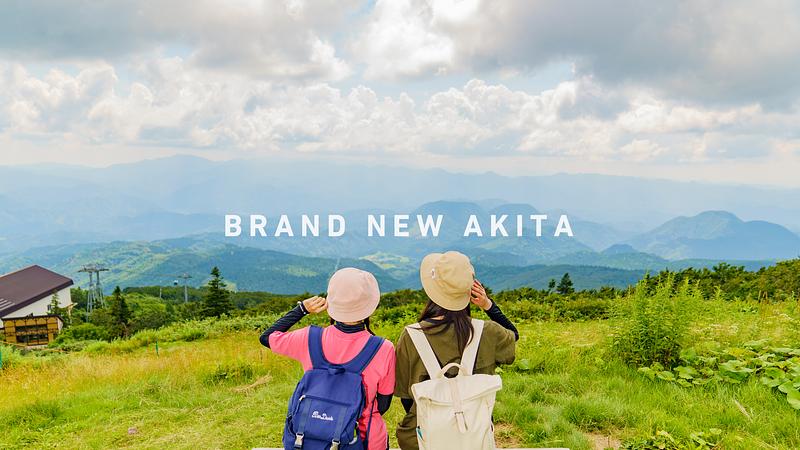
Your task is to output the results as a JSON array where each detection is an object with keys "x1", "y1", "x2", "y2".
[{"x1": 311, "y1": 410, "x2": 334, "y2": 421}]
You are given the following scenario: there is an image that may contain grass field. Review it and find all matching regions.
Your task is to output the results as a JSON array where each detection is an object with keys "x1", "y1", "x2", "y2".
[{"x1": 2, "y1": 299, "x2": 800, "y2": 449}]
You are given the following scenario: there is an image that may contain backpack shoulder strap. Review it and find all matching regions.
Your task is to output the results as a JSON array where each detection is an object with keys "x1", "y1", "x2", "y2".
[
  {"x1": 460, "y1": 319, "x2": 484, "y2": 376},
  {"x1": 343, "y1": 335, "x2": 384, "y2": 374},
  {"x1": 406, "y1": 324, "x2": 442, "y2": 377},
  {"x1": 307, "y1": 325, "x2": 329, "y2": 369}
]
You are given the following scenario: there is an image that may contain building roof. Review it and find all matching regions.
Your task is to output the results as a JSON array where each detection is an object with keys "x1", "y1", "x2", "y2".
[{"x1": 0, "y1": 265, "x2": 74, "y2": 317}]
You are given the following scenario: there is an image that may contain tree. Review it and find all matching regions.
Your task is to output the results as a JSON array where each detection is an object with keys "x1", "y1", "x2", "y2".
[
  {"x1": 202, "y1": 267, "x2": 233, "y2": 318},
  {"x1": 48, "y1": 290, "x2": 71, "y2": 326},
  {"x1": 556, "y1": 273, "x2": 575, "y2": 295},
  {"x1": 547, "y1": 279, "x2": 557, "y2": 294},
  {"x1": 109, "y1": 286, "x2": 131, "y2": 338},
  {"x1": 129, "y1": 297, "x2": 173, "y2": 334}
]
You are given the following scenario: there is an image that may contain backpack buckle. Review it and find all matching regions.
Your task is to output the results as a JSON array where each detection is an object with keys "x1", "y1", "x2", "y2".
[
  {"x1": 293, "y1": 433, "x2": 304, "y2": 449},
  {"x1": 330, "y1": 439, "x2": 340, "y2": 450}
]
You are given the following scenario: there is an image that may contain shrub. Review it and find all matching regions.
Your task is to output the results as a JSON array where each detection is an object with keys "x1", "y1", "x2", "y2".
[
  {"x1": 0, "y1": 344, "x2": 25, "y2": 370},
  {"x1": 610, "y1": 276, "x2": 701, "y2": 367},
  {"x1": 50, "y1": 339, "x2": 103, "y2": 352},
  {"x1": 372, "y1": 304, "x2": 422, "y2": 324},
  {"x1": 503, "y1": 301, "x2": 552, "y2": 321},
  {"x1": 622, "y1": 428, "x2": 722, "y2": 450},
  {"x1": 53, "y1": 323, "x2": 110, "y2": 343},
  {"x1": 82, "y1": 341, "x2": 112, "y2": 354},
  {"x1": 557, "y1": 298, "x2": 611, "y2": 321}
]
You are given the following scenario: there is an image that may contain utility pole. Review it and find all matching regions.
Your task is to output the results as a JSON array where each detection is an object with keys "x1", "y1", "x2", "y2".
[{"x1": 175, "y1": 273, "x2": 192, "y2": 303}]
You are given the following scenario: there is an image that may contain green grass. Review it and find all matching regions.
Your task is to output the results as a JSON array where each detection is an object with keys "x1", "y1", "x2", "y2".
[{"x1": 2, "y1": 300, "x2": 800, "y2": 449}]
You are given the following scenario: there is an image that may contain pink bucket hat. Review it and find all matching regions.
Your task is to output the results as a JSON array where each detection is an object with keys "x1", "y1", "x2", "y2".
[{"x1": 326, "y1": 268, "x2": 381, "y2": 322}]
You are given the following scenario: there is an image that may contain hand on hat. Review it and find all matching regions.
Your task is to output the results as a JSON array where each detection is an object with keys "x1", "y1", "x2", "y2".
[
  {"x1": 470, "y1": 280, "x2": 493, "y2": 311},
  {"x1": 303, "y1": 296, "x2": 328, "y2": 314}
]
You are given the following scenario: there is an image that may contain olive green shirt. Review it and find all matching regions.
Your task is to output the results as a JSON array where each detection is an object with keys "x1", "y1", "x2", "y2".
[{"x1": 394, "y1": 320, "x2": 516, "y2": 450}]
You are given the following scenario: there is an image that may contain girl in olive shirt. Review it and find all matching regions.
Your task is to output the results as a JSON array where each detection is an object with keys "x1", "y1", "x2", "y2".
[{"x1": 394, "y1": 251, "x2": 518, "y2": 450}]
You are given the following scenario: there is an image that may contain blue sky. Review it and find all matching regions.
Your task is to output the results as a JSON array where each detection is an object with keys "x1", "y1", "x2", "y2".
[{"x1": 0, "y1": 0, "x2": 799, "y2": 186}]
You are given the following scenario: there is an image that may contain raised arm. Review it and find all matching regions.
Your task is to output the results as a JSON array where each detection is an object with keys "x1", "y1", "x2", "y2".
[
  {"x1": 470, "y1": 280, "x2": 519, "y2": 341},
  {"x1": 259, "y1": 296, "x2": 328, "y2": 348}
]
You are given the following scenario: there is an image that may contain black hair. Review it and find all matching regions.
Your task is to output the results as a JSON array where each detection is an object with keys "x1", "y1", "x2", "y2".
[{"x1": 418, "y1": 300, "x2": 473, "y2": 354}]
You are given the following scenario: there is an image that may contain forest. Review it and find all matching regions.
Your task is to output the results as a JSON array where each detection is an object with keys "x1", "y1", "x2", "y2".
[{"x1": 50, "y1": 259, "x2": 800, "y2": 345}]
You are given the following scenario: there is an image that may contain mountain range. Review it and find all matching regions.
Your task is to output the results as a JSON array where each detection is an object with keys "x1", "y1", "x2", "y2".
[
  {"x1": 2, "y1": 155, "x2": 800, "y2": 251},
  {"x1": 626, "y1": 211, "x2": 800, "y2": 260},
  {"x1": 1, "y1": 156, "x2": 798, "y2": 293}
]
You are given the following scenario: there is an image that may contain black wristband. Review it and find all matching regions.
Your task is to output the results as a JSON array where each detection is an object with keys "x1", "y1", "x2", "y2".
[{"x1": 297, "y1": 301, "x2": 309, "y2": 315}]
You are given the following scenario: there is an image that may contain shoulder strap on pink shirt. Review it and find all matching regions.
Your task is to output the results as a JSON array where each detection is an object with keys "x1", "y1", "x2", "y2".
[
  {"x1": 307, "y1": 325, "x2": 329, "y2": 369},
  {"x1": 343, "y1": 335, "x2": 384, "y2": 374}
]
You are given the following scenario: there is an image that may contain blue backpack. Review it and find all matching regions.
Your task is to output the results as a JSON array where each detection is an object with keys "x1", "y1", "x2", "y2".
[{"x1": 283, "y1": 325, "x2": 384, "y2": 450}]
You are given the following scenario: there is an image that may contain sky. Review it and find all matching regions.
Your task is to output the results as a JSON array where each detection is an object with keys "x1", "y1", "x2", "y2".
[{"x1": 0, "y1": 0, "x2": 799, "y2": 186}]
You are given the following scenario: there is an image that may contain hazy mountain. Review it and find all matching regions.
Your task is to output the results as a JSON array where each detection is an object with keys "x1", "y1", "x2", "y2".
[
  {"x1": 626, "y1": 211, "x2": 800, "y2": 260},
  {"x1": 568, "y1": 221, "x2": 635, "y2": 251},
  {"x1": 603, "y1": 244, "x2": 639, "y2": 254},
  {"x1": 552, "y1": 245, "x2": 774, "y2": 272},
  {"x1": 3, "y1": 156, "x2": 799, "y2": 262},
  {"x1": 553, "y1": 249, "x2": 670, "y2": 270},
  {"x1": 5, "y1": 155, "x2": 800, "y2": 224}
]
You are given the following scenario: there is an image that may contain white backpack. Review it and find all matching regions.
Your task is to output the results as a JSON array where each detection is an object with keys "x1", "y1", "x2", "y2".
[{"x1": 406, "y1": 319, "x2": 502, "y2": 450}]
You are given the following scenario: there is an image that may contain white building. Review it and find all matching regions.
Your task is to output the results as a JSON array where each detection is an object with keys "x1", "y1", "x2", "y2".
[{"x1": 0, "y1": 265, "x2": 74, "y2": 329}]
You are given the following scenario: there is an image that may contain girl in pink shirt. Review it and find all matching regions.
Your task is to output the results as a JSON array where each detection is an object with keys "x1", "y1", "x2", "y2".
[{"x1": 260, "y1": 268, "x2": 395, "y2": 450}]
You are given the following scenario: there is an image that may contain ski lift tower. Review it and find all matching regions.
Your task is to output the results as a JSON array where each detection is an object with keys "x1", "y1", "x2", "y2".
[{"x1": 78, "y1": 264, "x2": 109, "y2": 313}]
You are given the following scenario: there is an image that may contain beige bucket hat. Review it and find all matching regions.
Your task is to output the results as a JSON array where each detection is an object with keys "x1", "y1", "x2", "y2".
[
  {"x1": 419, "y1": 251, "x2": 475, "y2": 311},
  {"x1": 326, "y1": 267, "x2": 381, "y2": 322}
]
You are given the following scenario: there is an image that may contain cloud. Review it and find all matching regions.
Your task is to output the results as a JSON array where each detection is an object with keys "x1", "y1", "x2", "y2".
[
  {"x1": 4, "y1": 0, "x2": 799, "y2": 107},
  {"x1": 353, "y1": 0, "x2": 455, "y2": 79},
  {"x1": 0, "y1": 63, "x2": 118, "y2": 134},
  {"x1": 355, "y1": 0, "x2": 800, "y2": 106},
  {"x1": 0, "y1": 0, "x2": 355, "y2": 82},
  {"x1": 2, "y1": 59, "x2": 796, "y2": 166}
]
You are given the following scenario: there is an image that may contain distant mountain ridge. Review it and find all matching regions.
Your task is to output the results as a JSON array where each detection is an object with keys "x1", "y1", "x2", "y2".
[
  {"x1": 3, "y1": 156, "x2": 800, "y2": 255},
  {"x1": 2, "y1": 157, "x2": 798, "y2": 277},
  {"x1": 626, "y1": 211, "x2": 800, "y2": 260},
  {"x1": 552, "y1": 248, "x2": 773, "y2": 272}
]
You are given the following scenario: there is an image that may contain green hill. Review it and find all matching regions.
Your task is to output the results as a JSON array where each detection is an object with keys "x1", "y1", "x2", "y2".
[
  {"x1": 0, "y1": 238, "x2": 402, "y2": 294},
  {"x1": 0, "y1": 238, "x2": 649, "y2": 293}
]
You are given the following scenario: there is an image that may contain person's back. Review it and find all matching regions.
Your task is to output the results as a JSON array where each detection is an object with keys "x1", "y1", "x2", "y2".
[
  {"x1": 271, "y1": 323, "x2": 395, "y2": 449},
  {"x1": 393, "y1": 251, "x2": 519, "y2": 450},
  {"x1": 395, "y1": 319, "x2": 515, "y2": 448},
  {"x1": 260, "y1": 268, "x2": 395, "y2": 450}
]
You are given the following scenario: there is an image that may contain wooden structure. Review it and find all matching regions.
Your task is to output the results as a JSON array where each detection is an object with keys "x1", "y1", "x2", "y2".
[
  {"x1": 0, "y1": 265, "x2": 74, "y2": 328},
  {"x1": 0, "y1": 315, "x2": 63, "y2": 347}
]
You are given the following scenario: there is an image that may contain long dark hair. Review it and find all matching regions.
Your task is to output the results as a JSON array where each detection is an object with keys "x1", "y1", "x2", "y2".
[{"x1": 418, "y1": 300, "x2": 473, "y2": 354}]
